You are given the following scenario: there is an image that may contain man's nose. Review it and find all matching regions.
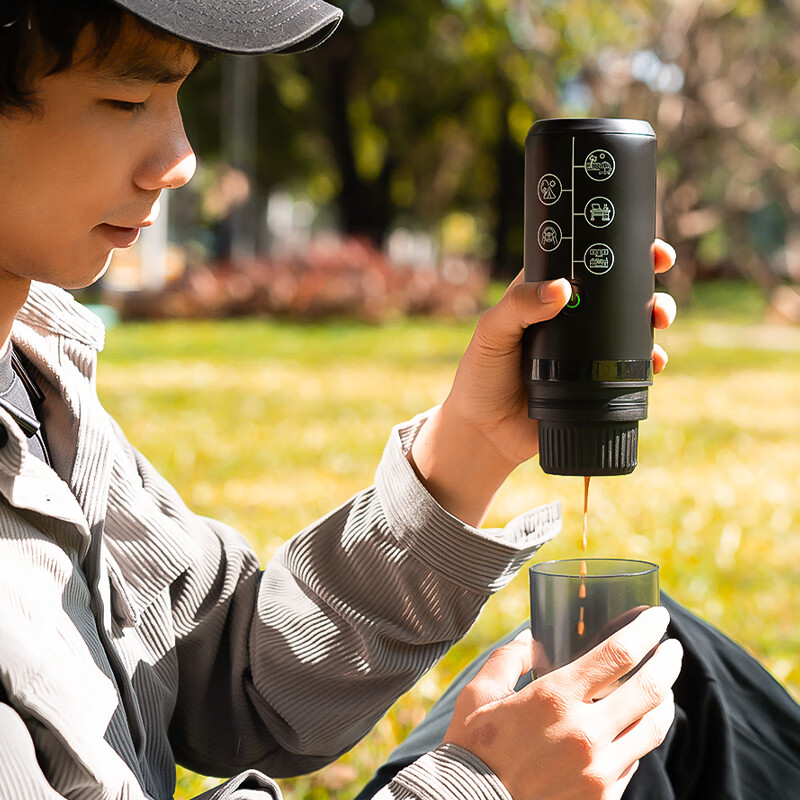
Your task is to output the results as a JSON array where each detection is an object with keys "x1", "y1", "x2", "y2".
[
  {"x1": 160, "y1": 149, "x2": 197, "y2": 190},
  {"x1": 134, "y1": 115, "x2": 198, "y2": 191}
]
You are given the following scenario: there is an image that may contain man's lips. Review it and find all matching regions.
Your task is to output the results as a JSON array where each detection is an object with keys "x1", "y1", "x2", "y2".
[
  {"x1": 97, "y1": 223, "x2": 143, "y2": 248},
  {"x1": 98, "y1": 201, "x2": 158, "y2": 248}
]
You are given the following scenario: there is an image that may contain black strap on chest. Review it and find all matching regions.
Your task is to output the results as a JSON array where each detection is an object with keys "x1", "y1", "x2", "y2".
[
  {"x1": 0, "y1": 348, "x2": 50, "y2": 466},
  {"x1": 0, "y1": 350, "x2": 42, "y2": 437},
  {"x1": 11, "y1": 349, "x2": 45, "y2": 405},
  {"x1": 0, "y1": 396, "x2": 40, "y2": 437}
]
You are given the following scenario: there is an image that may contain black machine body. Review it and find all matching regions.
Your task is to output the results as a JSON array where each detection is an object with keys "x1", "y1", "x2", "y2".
[{"x1": 522, "y1": 118, "x2": 657, "y2": 476}]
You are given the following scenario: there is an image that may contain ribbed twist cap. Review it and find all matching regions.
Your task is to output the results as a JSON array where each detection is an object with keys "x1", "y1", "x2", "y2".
[{"x1": 538, "y1": 421, "x2": 639, "y2": 476}]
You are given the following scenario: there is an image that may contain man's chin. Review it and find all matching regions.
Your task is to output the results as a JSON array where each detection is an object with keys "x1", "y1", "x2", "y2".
[{"x1": 54, "y1": 252, "x2": 114, "y2": 291}]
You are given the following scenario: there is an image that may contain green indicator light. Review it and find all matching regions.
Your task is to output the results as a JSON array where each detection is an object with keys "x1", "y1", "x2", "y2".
[{"x1": 567, "y1": 290, "x2": 581, "y2": 309}]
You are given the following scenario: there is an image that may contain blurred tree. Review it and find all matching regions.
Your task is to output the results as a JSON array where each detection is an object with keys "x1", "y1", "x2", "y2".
[
  {"x1": 178, "y1": 0, "x2": 800, "y2": 300},
  {"x1": 294, "y1": 0, "x2": 535, "y2": 270},
  {"x1": 572, "y1": 0, "x2": 800, "y2": 301}
]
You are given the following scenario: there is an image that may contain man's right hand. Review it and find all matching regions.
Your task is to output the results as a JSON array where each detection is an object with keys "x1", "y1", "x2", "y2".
[{"x1": 443, "y1": 606, "x2": 682, "y2": 800}]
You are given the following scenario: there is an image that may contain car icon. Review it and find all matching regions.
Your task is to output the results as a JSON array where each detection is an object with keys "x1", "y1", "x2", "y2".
[{"x1": 541, "y1": 227, "x2": 559, "y2": 245}]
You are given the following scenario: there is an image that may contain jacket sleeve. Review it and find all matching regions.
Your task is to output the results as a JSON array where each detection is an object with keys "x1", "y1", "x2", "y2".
[
  {"x1": 150, "y1": 410, "x2": 560, "y2": 780},
  {"x1": 375, "y1": 744, "x2": 512, "y2": 800},
  {"x1": 186, "y1": 744, "x2": 512, "y2": 800},
  {"x1": 0, "y1": 702, "x2": 70, "y2": 800}
]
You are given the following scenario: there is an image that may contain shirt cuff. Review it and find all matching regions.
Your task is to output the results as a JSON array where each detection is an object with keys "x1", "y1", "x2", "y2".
[
  {"x1": 192, "y1": 769, "x2": 281, "y2": 799},
  {"x1": 375, "y1": 409, "x2": 561, "y2": 594},
  {"x1": 389, "y1": 743, "x2": 512, "y2": 800}
]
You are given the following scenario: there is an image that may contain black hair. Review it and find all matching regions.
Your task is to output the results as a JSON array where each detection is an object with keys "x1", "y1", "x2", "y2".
[{"x1": 0, "y1": 0, "x2": 218, "y2": 118}]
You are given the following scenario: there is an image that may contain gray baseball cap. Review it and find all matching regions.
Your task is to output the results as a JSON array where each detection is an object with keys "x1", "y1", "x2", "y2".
[{"x1": 111, "y1": 0, "x2": 343, "y2": 54}]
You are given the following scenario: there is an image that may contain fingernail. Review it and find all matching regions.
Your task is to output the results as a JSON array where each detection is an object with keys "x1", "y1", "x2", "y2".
[
  {"x1": 661, "y1": 241, "x2": 677, "y2": 263},
  {"x1": 646, "y1": 605, "x2": 670, "y2": 632},
  {"x1": 653, "y1": 345, "x2": 669, "y2": 372},
  {"x1": 538, "y1": 279, "x2": 567, "y2": 303},
  {"x1": 660, "y1": 637, "x2": 684, "y2": 661}
]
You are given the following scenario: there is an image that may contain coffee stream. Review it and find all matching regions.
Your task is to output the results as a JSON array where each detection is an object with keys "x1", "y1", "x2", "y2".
[{"x1": 578, "y1": 476, "x2": 591, "y2": 636}]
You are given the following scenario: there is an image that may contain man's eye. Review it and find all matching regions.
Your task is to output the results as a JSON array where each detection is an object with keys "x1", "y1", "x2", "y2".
[{"x1": 108, "y1": 100, "x2": 146, "y2": 113}]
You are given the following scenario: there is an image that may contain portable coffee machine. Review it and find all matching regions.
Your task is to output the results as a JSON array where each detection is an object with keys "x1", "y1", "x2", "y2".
[{"x1": 522, "y1": 118, "x2": 657, "y2": 476}]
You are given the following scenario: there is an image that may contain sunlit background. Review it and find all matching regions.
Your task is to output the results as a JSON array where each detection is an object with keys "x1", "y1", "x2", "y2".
[
  {"x1": 87, "y1": 0, "x2": 800, "y2": 321},
  {"x1": 70, "y1": 0, "x2": 800, "y2": 796}
]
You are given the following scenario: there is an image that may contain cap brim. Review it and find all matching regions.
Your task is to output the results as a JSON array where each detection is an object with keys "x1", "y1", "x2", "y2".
[{"x1": 112, "y1": 0, "x2": 343, "y2": 55}]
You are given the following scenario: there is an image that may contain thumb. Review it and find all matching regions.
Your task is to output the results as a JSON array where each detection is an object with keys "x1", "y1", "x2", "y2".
[
  {"x1": 469, "y1": 629, "x2": 534, "y2": 704},
  {"x1": 565, "y1": 606, "x2": 670, "y2": 701},
  {"x1": 479, "y1": 279, "x2": 571, "y2": 353}
]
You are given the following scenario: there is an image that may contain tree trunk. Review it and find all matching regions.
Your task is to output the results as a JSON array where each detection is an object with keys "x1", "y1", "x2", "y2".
[
  {"x1": 305, "y1": 38, "x2": 394, "y2": 248},
  {"x1": 491, "y1": 87, "x2": 522, "y2": 282}
]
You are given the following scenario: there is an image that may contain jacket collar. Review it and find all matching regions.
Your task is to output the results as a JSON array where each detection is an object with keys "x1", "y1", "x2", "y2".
[
  {"x1": 6, "y1": 284, "x2": 194, "y2": 630},
  {"x1": 0, "y1": 406, "x2": 92, "y2": 558},
  {"x1": 2, "y1": 282, "x2": 110, "y2": 562},
  {"x1": 15, "y1": 282, "x2": 106, "y2": 352}
]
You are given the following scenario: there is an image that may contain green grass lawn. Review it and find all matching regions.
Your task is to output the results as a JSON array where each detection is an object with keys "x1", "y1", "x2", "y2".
[{"x1": 96, "y1": 282, "x2": 800, "y2": 799}]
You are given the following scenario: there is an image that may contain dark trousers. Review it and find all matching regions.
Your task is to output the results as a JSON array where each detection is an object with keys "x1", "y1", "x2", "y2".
[{"x1": 355, "y1": 594, "x2": 800, "y2": 800}]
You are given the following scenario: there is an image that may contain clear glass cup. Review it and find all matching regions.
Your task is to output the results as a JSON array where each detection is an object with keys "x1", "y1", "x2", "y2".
[{"x1": 529, "y1": 558, "x2": 660, "y2": 681}]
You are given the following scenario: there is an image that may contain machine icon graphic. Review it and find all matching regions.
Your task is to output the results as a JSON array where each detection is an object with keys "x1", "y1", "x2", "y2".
[
  {"x1": 589, "y1": 203, "x2": 611, "y2": 222},
  {"x1": 584, "y1": 244, "x2": 614, "y2": 275},
  {"x1": 585, "y1": 197, "x2": 615, "y2": 228}
]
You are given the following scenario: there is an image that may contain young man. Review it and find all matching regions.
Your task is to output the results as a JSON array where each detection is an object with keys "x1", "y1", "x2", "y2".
[{"x1": 0, "y1": 2, "x2": 797, "y2": 800}]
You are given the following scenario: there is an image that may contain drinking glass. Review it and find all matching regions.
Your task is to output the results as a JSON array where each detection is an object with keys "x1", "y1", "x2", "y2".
[{"x1": 529, "y1": 558, "x2": 659, "y2": 680}]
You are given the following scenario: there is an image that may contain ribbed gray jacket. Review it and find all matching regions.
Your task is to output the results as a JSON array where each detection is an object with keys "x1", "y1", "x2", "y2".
[{"x1": 0, "y1": 283, "x2": 561, "y2": 800}]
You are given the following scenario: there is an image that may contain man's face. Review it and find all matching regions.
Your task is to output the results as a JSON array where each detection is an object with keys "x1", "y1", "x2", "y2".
[{"x1": 0, "y1": 17, "x2": 199, "y2": 290}]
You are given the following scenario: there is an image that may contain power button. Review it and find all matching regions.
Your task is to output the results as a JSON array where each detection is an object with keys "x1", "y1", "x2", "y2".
[{"x1": 566, "y1": 288, "x2": 581, "y2": 309}]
